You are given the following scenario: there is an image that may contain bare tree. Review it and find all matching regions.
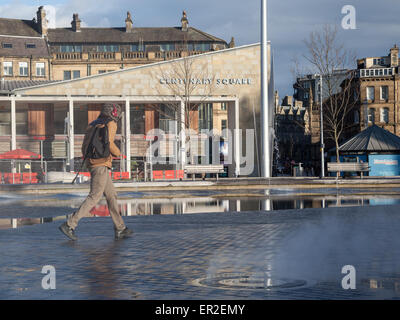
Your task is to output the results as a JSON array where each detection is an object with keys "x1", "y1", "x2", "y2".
[
  {"x1": 152, "y1": 47, "x2": 216, "y2": 165},
  {"x1": 303, "y1": 24, "x2": 359, "y2": 162}
]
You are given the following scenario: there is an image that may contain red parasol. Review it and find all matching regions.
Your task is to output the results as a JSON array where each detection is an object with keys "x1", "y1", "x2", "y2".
[{"x1": 0, "y1": 149, "x2": 41, "y2": 160}]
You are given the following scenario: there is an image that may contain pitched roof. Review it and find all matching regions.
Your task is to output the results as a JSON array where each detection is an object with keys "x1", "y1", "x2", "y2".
[
  {"x1": 0, "y1": 18, "x2": 40, "y2": 37},
  {"x1": 0, "y1": 80, "x2": 59, "y2": 94},
  {"x1": 0, "y1": 35, "x2": 50, "y2": 58},
  {"x1": 46, "y1": 27, "x2": 227, "y2": 44},
  {"x1": 339, "y1": 125, "x2": 400, "y2": 152}
]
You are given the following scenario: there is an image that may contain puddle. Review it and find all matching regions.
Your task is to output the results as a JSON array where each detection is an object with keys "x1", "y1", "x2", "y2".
[
  {"x1": 2, "y1": 191, "x2": 400, "y2": 230},
  {"x1": 192, "y1": 272, "x2": 312, "y2": 291}
]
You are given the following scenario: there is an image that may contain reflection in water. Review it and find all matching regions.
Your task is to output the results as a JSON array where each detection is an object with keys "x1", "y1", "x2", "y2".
[
  {"x1": 69, "y1": 240, "x2": 140, "y2": 299},
  {"x1": 0, "y1": 215, "x2": 68, "y2": 230},
  {"x1": 361, "y1": 277, "x2": 400, "y2": 292},
  {"x1": 2, "y1": 194, "x2": 400, "y2": 230}
]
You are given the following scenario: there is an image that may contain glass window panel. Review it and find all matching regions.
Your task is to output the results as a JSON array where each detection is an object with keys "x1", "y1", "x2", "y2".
[
  {"x1": 380, "y1": 86, "x2": 388, "y2": 100},
  {"x1": 60, "y1": 45, "x2": 82, "y2": 52},
  {"x1": 0, "y1": 106, "x2": 11, "y2": 135},
  {"x1": 130, "y1": 106, "x2": 145, "y2": 134},
  {"x1": 19, "y1": 62, "x2": 28, "y2": 76},
  {"x1": 16, "y1": 107, "x2": 27, "y2": 135},
  {"x1": 97, "y1": 45, "x2": 119, "y2": 52},
  {"x1": 63, "y1": 71, "x2": 71, "y2": 80},
  {"x1": 366, "y1": 87, "x2": 375, "y2": 100},
  {"x1": 368, "y1": 108, "x2": 375, "y2": 123},
  {"x1": 74, "y1": 106, "x2": 89, "y2": 134},
  {"x1": 160, "y1": 43, "x2": 176, "y2": 52},
  {"x1": 73, "y1": 70, "x2": 80, "y2": 79},
  {"x1": 36, "y1": 62, "x2": 45, "y2": 76},
  {"x1": 54, "y1": 107, "x2": 68, "y2": 135},
  {"x1": 381, "y1": 108, "x2": 389, "y2": 123},
  {"x1": 3, "y1": 61, "x2": 12, "y2": 76}
]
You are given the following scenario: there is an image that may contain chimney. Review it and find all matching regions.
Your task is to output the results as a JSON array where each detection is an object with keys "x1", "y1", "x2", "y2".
[
  {"x1": 125, "y1": 11, "x2": 133, "y2": 33},
  {"x1": 181, "y1": 10, "x2": 188, "y2": 32},
  {"x1": 71, "y1": 13, "x2": 81, "y2": 32},
  {"x1": 390, "y1": 44, "x2": 399, "y2": 67},
  {"x1": 36, "y1": 6, "x2": 48, "y2": 36},
  {"x1": 229, "y1": 37, "x2": 235, "y2": 48}
]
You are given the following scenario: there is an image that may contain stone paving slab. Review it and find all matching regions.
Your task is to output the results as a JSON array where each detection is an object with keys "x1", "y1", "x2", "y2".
[{"x1": 1, "y1": 205, "x2": 400, "y2": 299}]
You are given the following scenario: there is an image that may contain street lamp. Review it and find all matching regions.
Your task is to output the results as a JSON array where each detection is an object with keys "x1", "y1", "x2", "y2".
[
  {"x1": 320, "y1": 74, "x2": 325, "y2": 178},
  {"x1": 261, "y1": 0, "x2": 270, "y2": 178}
]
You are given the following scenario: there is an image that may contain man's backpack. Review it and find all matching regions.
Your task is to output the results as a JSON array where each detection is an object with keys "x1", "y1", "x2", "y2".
[
  {"x1": 82, "y1": 118, "x2": 111, "y2": 159},
  {"x1": 72, "y1": 118, "x2": 111, "y2": 184}
]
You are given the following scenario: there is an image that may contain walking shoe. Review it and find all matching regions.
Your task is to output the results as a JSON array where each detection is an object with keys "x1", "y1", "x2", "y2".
[
  {"x1": 59, "y1": 222, "x2": 78, "y2": 241},
  {"x1": 115, "y1": 227, "x2": 133, "y2": 240}
]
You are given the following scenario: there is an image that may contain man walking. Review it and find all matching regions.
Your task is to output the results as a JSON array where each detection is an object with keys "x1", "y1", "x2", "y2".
[{"x1": 59, "y1": 103, "x2": 132, "y2": 240}]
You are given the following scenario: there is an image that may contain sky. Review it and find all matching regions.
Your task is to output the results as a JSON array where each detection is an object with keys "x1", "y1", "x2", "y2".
[{"x1": 0, "y1": 0, "x2": 399, "y2": 100}]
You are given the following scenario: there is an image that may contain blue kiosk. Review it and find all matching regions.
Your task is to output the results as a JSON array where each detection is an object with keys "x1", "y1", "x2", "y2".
[{"x1": 332, "y1": 125, "x2": 400, "y2": 177}]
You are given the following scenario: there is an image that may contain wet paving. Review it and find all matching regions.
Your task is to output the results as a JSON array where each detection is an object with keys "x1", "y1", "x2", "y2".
[{"x1": 1, "y1": 194, "x2": 400, "y2": 299}]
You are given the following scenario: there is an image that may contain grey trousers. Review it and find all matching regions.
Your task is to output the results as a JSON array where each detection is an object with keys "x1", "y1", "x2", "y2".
[{"x1": 67, "y1": 166, "x2": 126, "y2": 231}]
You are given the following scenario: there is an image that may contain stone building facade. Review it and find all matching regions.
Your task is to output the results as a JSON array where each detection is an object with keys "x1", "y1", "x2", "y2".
[
  {"x1": 0, "y1": 43, "x2": 273, "y2": 177},
  {"x1": 0, "y1": 6, "x2": 231, "y2": 81},
  {"x1": 274, "y1": 94, "x2": 311, "y2": 172},
  {"x1": 355, "y1": 45, "x2": 400, "y2": 136}
]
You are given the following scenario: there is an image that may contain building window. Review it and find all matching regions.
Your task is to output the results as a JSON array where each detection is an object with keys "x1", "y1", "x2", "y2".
[
  {"x1": 130, "y1": 105, "x2": 145, "y2": 135},
  {"x1": 73, "y1": 70, "x2": 80, "y2": 79},
  {"x1": 35, "y1": 62, "x2": 45, "y2": 76},
  {"x1": 54, "y1": 107, "x2": 68, "y2": 135},
  {"x1": 60, "y1": 45, "x2": 82, "y2": 52},
  {"x1": 366, "y1": 86, "x2": 375, "y2": 101},
  {"x1": 19, "y1": 62, "x2": 28, "y2": 76},
  {"x1": 160, "y1": 43, "x2": 176, "y2": 52},
  {"x1": 354, "y1": 110, "x2": 360, "y2": 124},
  {"x1": 0, "y1": 106, "x2": 11, "y2": 135},
  {"x1": 130, "y1": 44, "x2": 145, "y2": 52},
  {"x1": 2, "y1": 43, "x2": 12, "y2": 48},
  {"x1": 26, "y1": 43, "x2": 36, "y2": 49},
  {"x1": 159, "y1": 105, "x2": 176, "y2": 134},
  {"x1": 221, "y1": 119, "x2": 227, "y2": 131},
  {"x1": 373, "y1": 58, "x2": 385, "y2": 66},
  {"x1": 221, "y1": 103, "x2": 227, "y2": 111},
  {"x1": 16, "y1": 106, "x2": 28, "y2": 135},
  {"x1": 63, "y1": 71, "x2": 71, "y2": 80},
  {"x1": 194, "y1": 43, "x2": 211, "y2": 51},
  {"x1": 368, "y1": 108, "x2": 375, "y2": 124},
  {"x1": 3, "y1": 61, "x2": 12, "y2": 76},
  {"x1": 97, "y1": 45, "x2": 119, "y2": 52},
  {"x1": 74, "y1": 106, "x2": 88, "y2": 134},
  {"x1": 380, "y1": 108, "x2": 389, "y2": 123},
  {"x1": 380, "y1": 86, "x2": 389, "y2": 100},
  {"x1": 199, "y1": 103, "x2": 213, "y2": 131}
]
